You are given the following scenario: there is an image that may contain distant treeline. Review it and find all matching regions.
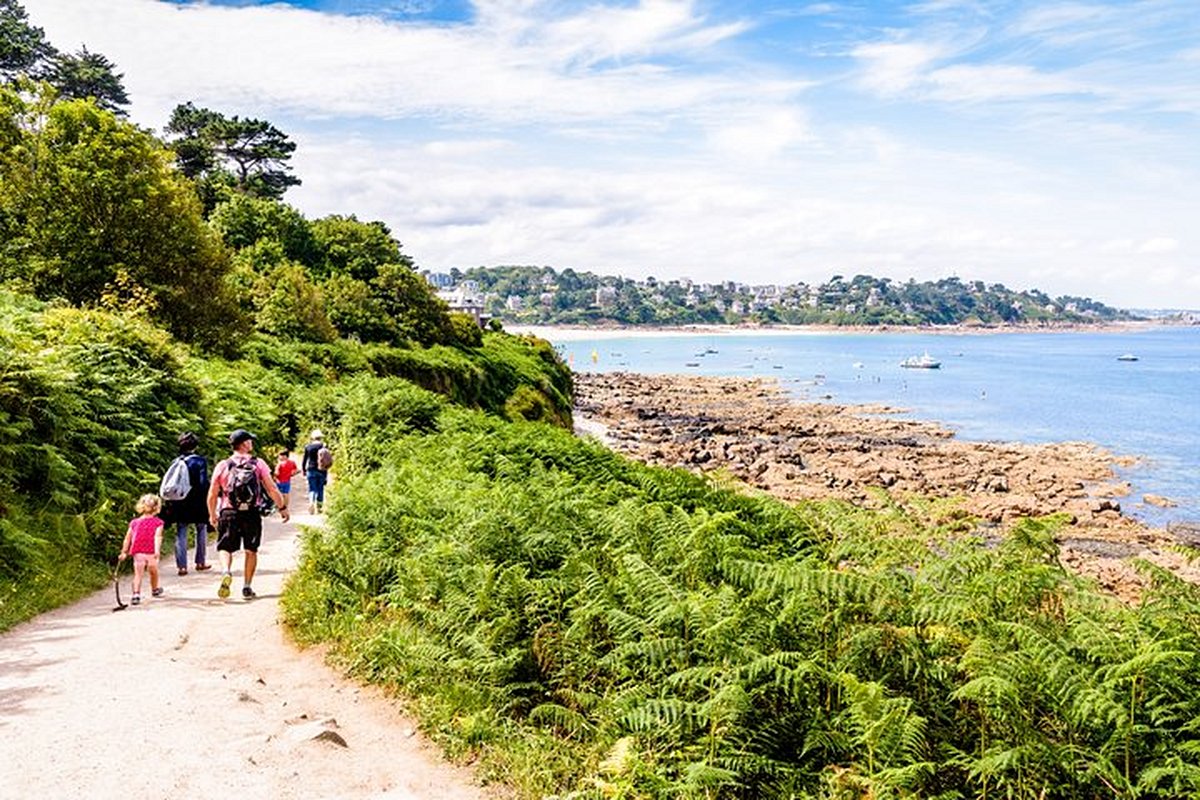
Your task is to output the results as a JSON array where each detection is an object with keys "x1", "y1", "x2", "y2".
[{"x1": 442, "y1": 266, "x2": 1138, "y2": 326}]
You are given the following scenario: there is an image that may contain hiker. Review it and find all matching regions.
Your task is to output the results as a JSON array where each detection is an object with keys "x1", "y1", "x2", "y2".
[
  {"x1": 274, "y1": 449, "x2": 298, "y2": 511},
  {"x1": 301, "y1": 429, "x2": 332, "y2": 514},
  {"x1": 207, "y1": 429, "x2": 289, "y2": 600},
  {"x1": 163, "y1": 432, "x2": 212, "y2": 576},
  {"x1": 118, "y1": 494, "x2": 165, "y2": 606}
]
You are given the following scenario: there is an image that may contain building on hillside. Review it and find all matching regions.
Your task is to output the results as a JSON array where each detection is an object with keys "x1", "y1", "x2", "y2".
[
  {"x1": 423, "y1": 271, "x2": 455, "y2": 288},
  {"x1": 595, "y1": 286, "x2": 618, "y2": 308},
  {"x1": 505, "y1": 294, "x2": 524, "y2": 311},
  {"x1": 437, "y1": 286, "x2": 487, "y2": 326}
]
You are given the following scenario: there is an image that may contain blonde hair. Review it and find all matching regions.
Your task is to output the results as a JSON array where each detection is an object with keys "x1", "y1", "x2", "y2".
[{"x1": 136, "y1": 494, "x2": 162, "y2": 515}]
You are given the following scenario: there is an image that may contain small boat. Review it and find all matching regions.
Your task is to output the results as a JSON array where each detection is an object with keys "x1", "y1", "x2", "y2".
[
  {"x1": 1117, "y1": 353, "x2": 1139, "y2": 362},
  {"x1": 685, "y1": 362, "x2": 700, "y2": 367},
  {"x1": 900, "y1": 352, "x2": 941, "y2": 369}
]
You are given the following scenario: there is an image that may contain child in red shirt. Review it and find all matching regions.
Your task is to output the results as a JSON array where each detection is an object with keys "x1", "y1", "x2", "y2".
[
  {"x1": 274, "y1": 450, "x2": 299, "y2": 508},
  {"x1": 119, "y1": 494, "x2": 164, "y2": 605}
]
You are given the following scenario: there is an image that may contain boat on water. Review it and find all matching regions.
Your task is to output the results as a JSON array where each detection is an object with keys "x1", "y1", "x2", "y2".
[
  {"x1": 1117, "y1": 353, "x2": 1139, "y2": 362},
  {"x1": 900, "y1": 353, "x2": 941, "y2": 369}
]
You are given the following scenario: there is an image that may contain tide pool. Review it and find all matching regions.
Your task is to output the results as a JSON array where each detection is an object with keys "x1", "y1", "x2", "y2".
[{"x1": 547, "y1": 326, "x2": 1200, "y2": 528}]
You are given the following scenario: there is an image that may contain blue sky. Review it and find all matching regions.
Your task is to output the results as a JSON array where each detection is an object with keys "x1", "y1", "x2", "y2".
[{"x1": 24, "y1": 0, "x2": 1200, "y2": 307}]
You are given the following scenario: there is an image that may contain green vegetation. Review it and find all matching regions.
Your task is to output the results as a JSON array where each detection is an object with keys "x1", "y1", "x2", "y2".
[
  {"x1": 448, "y1": 266, "x2": 1136, "y2": 327},
  {"x1": 0, "y1": 5, "x2": 571, "y2": 629},
  {"x1": 284, "y1": 410, "x2": 1200, "y2": 798},
  {"x1": 0, "y1": 292, "x2": 570, "y2": 630}
]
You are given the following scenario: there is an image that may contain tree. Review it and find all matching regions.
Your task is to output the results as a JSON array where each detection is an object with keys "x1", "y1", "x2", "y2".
[
  {"x1": 309, "y1": 214, "x2": 409, "y2": 281},
  {"x1": 372, "y1": 263, "x2": 454, "y2": 346},
  {"x1": 209, "y1": 194, "x2": 318, "y2": 266},
  {"x1": 252, "y1": 262, "x2": 337, "y2": 343},
  {"x1": 0, "y1": 86, "x2": 245, "y2": 348},
  {"x1": 164, "y1": 102, "x2": 300, "y2": 205},
  {"x1": 43, "y1": 47, "x2": 129, "y2": 114},
  {"x1": 0, "y1": 0, "x2": 54, "y2": 81}
]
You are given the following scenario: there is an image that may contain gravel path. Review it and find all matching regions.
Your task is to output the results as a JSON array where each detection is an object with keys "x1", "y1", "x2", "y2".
[{"x1": 0, "y1": 510, "x2": 493, "y2": 800}]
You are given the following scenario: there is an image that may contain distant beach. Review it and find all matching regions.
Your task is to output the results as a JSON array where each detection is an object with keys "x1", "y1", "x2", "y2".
[{"x1": 507, "y1": 320, "x2": 1167, "y2": 341}]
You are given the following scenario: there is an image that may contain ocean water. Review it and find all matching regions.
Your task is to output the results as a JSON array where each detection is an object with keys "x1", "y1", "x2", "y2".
[{"x1": 548, "y1": 327, "x2": 1200, "y2": 529}]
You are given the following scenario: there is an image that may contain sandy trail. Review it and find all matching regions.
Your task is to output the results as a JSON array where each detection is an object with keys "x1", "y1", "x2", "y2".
[{"x1": 0, "y1": 511, "x2": 492, "y2": 800}]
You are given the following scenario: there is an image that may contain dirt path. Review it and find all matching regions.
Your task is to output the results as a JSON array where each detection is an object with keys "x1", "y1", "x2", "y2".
[{"x1": 0, "y1": 511, "x2": 493, "y2": 799}]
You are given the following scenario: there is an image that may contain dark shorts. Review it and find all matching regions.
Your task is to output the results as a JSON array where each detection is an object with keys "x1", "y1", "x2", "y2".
[{"x1": 216, "y1": 509, "x2": 263, "y2": 553}]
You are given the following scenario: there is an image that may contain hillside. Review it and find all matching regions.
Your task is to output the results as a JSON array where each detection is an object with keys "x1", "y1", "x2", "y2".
[{"x1": 432, "y1": 265, "x2": 1138, "y2": 327}]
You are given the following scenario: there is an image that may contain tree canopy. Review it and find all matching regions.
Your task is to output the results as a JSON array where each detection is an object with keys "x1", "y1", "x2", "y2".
[
  {"x1": 0, "y1": 86, "x2": 242, "y2": 347},
  {"x1": 165, "y1": 101, "x2": 301, "y2": 206},
  {"x1": 42, "y1": 46, "x2": 129, "y2": 114}
]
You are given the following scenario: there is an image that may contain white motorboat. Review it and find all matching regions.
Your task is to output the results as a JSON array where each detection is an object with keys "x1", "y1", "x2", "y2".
[{"x1": 900, "y1": 352, "x2": 941, "y2": 369}]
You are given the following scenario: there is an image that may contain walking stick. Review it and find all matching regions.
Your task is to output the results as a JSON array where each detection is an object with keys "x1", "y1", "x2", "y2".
[{"x1": 112, "y1": 557, "x2": 128, "y2": 612}]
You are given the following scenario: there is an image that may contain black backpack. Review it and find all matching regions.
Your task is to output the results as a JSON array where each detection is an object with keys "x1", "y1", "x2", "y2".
[{"x1": 225, "y1": 457, "x2": 262, "y2": 512}]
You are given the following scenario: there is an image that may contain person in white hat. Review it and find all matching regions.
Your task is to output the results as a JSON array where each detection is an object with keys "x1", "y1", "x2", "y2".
[{"x1": 301, "y1": 429, "x2": 332, "y2": 514}]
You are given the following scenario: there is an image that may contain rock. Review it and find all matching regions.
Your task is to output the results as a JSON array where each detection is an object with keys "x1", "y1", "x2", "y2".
[
  {"x1": 1143, "y1": 494, "x2": 1176, "y2": 508},
  {"x1": 286, "y1": 717, "x2": 348, "y2": 748},
  {"x1": 1090, "y1": 498, "x2": 1121, "y2": 513}
]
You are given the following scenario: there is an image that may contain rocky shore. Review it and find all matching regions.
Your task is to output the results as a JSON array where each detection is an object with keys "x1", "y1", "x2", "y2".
[{"x1": 574, "y1": 371, "x2": 1200, "y2": 601}]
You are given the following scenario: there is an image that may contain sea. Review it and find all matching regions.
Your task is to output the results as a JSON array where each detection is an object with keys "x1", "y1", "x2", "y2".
[{"x1": 542, "y1": 326, "x2": 1200, "y2": 529}]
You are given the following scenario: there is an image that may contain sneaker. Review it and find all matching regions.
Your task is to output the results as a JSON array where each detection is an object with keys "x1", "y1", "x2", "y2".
[
  {"x1": 195, "y1": 563, "x2": 212, "y2": 571},
  {"x1": 307, "y1": 502, "x2": 316, "y2": 514},
  {"x1": 131, "y1": 595, "x2": 141, "y2": 605},
  {"x1": 218, "y1": 574, "x2": 232, "y2": 599},
  {"x1": 152, "y1": 587, "x2": 164, "y2": 597},
  {"x1": 178, "y1": 567, "x2": 187, "y2": 576},
  {"x1": 242, "y1": 586, "x2": 256, "y2": 600}
]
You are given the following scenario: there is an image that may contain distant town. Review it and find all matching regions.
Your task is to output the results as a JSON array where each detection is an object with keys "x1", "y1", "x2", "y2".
[{"x1": 422, "y1": 266, "x2": 1164, "y2": 327}]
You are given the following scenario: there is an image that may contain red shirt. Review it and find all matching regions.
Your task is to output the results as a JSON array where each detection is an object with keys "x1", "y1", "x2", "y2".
[
  {"x1": 128, "y1": 516, "x2": 163, "y2": 554},
  {"x1": 274, "y1": 459, "x2": 298, "y2": 483}
]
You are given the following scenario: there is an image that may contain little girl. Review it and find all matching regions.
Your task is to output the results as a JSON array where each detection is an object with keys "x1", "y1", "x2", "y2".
[{"x1": 119, "y1": 494, "x2": 165, "y2": 605}]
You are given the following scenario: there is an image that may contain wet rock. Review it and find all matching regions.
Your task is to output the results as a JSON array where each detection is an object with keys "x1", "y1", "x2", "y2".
[{"x1": 1143, "y1": 494, "x2": 1176, "y2": 508}]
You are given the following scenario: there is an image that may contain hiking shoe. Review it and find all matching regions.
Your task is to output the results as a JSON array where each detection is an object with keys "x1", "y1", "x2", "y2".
[
  {"x1": 131, "y1": 595, "x2": 141, "y2": 606},
  {"x1": 178, "y1": 567, "x2": 187, "y2": 576},
  {"x1": 242, "y1": 586, "x2": 256, "y2": 600},
  {"x1": 152, "y1": 587, "x2": 164, "y2": 597},
  {"x1": 195, "y1": 563, "x2": 212, "y2": 571},
  {"x1": 218, "y1": 574, "x2": 232, "y2": 599}
]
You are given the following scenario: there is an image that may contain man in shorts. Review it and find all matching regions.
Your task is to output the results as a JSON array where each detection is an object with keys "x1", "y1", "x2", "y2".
[{"x1": 207, "y1": 429, "x2": 290, "y2": 599}]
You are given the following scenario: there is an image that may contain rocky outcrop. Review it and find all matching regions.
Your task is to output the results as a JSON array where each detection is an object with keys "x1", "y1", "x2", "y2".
[{"x1": 574, "y1": 372, "x2": 1200, "y2": 601}]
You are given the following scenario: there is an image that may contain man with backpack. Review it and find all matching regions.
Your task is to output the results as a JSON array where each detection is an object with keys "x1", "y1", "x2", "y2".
[
  {"x1": 207, "y1": 429, "x2": 289, "y2": 600},
  {"x1": 301, "y1": 429, "x2": 333, "y2": 515}
]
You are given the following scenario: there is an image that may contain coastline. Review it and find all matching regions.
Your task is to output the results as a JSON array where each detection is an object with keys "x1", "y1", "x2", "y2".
[
  {"x1": 508, "y1": 320, "x2": 1170, "y2": 342},
  {"x1": 574, "y1": 371, "x2": 1199, "y2": 602}
]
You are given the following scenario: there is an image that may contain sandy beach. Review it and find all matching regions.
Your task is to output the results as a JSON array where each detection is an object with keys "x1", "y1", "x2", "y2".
[
  {"x1": 507, "y1": 320, "x2": 1168, "y2": 342},
  {"x1": 574, "y1": 371, "x2": 1200, "y2": 602}
]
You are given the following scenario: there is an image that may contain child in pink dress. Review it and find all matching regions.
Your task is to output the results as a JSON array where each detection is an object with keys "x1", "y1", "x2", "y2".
[{"x1": 119, "y1": 494, "x2": 165, "y2": 605}]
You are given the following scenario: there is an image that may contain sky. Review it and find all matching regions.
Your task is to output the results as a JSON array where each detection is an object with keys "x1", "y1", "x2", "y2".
[{"x1": 21, "y1": 0, "x2": 1200, "y2": 308}]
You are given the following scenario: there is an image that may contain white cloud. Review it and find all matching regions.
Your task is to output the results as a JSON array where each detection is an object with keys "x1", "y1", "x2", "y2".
[
  {"x1": 925, "y1": 63, "x2": 1088, "y2": 102},
  {"x1": 852, "y1": 41, "x2": 945, "y2": 95},
  {"x1": 1139, "y1": 237, "x2": 1179, "y2": 254},
  {"x1": 24, "y1": 0, "x2": 777, "y2": 130},
  {"x1": 708, "y1": 107, "x2": 813, "y2": 162}
]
